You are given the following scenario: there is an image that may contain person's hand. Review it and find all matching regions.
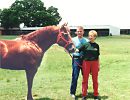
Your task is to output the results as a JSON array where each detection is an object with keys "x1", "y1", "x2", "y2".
[
  {"x1": 98, "y1": 61, "x2": 100, "y2": 71},
  {"x1": 90, "y1": 71, "x2": 92, "y2": 75},
  {"x1": 98, "y1": 66, "x2": 100, "y2": 71},
  {"x1": 75, "y1": 49, "x2": 79, "y2": 53}
]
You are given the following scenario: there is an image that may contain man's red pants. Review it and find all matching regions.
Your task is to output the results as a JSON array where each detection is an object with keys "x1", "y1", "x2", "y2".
[{"x1": 82, "y1": 60, "x2": 99, "y2": 97}]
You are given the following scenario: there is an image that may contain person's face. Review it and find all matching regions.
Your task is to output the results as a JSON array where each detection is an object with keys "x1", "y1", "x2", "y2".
[
  {"x1": 88, "y1": 34, "x2": 96, "y2": 42},
  {"x1": 75, "y1": 28, "x2": 84, "y2": 38}
]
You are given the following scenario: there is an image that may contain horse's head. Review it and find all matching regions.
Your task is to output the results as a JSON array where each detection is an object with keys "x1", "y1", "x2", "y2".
[{"x1": 57, "y1": 23, "x2": 75, "y2": 53}]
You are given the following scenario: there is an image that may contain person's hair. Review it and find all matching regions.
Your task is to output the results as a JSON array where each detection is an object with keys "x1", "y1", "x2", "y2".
[
  {"x1": 88, "y1": 30, "x2": 98, "y2": 37},
  {"x1": 77, "y1": 26, "x2": 84, "y2": 30}
]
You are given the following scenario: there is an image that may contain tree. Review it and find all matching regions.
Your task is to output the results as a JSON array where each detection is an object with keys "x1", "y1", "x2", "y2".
[
  {"x1": 1, "y1": 9, "x2": 20, "y2": 28},
  {"x1": 47, "y1": 6, "x2": 62, "y2": 25},
  {"x1": 0, "y1": 10, "x2": 1, "y2": 25},
  {"x1": 1, "y1": 0, "x2": 62, "y2": 28}
]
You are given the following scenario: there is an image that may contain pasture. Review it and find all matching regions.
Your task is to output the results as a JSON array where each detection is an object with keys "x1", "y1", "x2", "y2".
[{"x1": 0, "y1": 35, "x2": 130, "y2": 100}]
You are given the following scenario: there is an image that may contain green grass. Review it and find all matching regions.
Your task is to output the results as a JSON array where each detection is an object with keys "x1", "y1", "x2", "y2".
[
  {"x1": 0, "y1": 35, "x2": 130, "y2": 100},
  {"x1": 0, "y1": 35, "x2": 18, "y2": 40}
]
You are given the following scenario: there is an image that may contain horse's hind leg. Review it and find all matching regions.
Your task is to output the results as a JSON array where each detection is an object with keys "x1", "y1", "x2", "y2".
[{"x1": 25, "y1": 68, "x2": 37, "y2": 100}]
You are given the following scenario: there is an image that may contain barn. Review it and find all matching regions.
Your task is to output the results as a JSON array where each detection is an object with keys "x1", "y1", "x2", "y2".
[
  {"x1": 0, "y1": 25, "x2": 120, "y2": 36},
  {"x1": 70, "y1": 25, "x2": 120, "y2": 37}
]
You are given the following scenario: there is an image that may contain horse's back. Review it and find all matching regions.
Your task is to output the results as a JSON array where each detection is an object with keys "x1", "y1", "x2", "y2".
[{"x1": 0, "y1": 40, "x2": 43, "y2": 70}]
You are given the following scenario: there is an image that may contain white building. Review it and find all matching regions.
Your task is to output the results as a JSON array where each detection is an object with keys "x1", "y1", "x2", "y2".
[
  {"x1": 70, "y1": 25, "x2": 120, "y2": 36},
  {"x1": 19, "y1": 25, "x2": 120, "y2": 36}
]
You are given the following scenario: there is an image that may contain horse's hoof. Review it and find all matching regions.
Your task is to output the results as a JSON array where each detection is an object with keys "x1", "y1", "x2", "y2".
[
  {"x1": 27, "y1": 98, "x2": 33, "y2": 100},
  {"x1": 26, "y1": 97, "x2": 34, "y2": 100}
]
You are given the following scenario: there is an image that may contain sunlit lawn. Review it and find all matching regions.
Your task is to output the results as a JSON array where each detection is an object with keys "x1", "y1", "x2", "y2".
[{"x1": 0, "y1": 35, "x2": 130, "y2": 100}]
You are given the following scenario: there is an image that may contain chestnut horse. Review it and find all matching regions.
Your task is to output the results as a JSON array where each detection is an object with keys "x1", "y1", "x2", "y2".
[{"x1": 0, "y1": 24, "x2": 75, "y2": 100}]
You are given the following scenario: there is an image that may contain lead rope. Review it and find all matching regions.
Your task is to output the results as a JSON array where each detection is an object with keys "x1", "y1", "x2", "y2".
[{"x1": 65, "y1": 50, "x2": 82, "y2": 68}]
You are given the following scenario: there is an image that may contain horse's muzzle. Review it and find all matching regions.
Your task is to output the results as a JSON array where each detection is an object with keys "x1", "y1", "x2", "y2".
[{"x1": 67, "y1": 46, "x2": 75, "y2": 53}]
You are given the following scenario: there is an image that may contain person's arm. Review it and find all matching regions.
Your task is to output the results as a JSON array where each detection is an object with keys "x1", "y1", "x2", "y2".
[
  {"x1": 98, "y1": 59, "x2": 100, "y2": 71},
  {"x1": 97, "y1": 43, "x2": 100, "y2": 54},
  {"x1": 78, "y1": 45, "x2": 85, "y2": 52},
  {"x1": 97, "y1": 44, "x2": 100, "y2": 71},
  {"x1": 78, "y1": 43, "x2": 90, "y2": 52}
]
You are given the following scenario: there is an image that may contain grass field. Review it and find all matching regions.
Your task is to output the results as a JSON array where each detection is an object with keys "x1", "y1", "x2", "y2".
[{"x1": 0, "y1": 35, "x2": 130, "y2": 100}]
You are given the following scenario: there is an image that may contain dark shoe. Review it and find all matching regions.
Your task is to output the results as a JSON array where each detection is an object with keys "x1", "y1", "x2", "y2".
[
  {"x1": 94, "y1": 96, "x2": 99, "y2": 100},
  {"x1": 82, "y1": 96, "x2": 86, "y2": 100}
]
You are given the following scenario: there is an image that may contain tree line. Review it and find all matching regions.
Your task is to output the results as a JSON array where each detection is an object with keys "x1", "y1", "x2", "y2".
[{"x1": 0, "y1": 0, "x2": 62, "y2": 29}]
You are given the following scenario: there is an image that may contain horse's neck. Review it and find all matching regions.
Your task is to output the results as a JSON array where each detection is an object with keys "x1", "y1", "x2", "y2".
[{"x1": 26, "y1": 26, "x2": 59, "y2": 53}]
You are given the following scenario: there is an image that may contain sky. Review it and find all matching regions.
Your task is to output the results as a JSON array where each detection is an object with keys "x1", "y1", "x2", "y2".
[{"x1": 0, "y1": 0, "x2": 130, "y2": 29}]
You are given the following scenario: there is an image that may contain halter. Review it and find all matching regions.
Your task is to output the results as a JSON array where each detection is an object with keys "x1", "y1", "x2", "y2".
[
  {"x1": 56, "y1": 30, "x2": 73, "y2": 49},
  {"x1": 56, "y1": 30, "x2": 82, "y2": 68}
]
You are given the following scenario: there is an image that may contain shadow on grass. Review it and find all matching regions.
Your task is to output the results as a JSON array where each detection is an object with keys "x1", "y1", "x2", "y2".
[
  {"x1": 35, "y1": 97, "x2": 54, "y2": 100},
  {"x1": 76, "y1": 92, "x2": 108, "y2": 100}
]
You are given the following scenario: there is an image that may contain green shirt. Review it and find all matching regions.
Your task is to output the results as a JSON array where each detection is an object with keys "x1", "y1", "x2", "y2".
[{"x1": 79, "y1": 42, "x2": 100, "y2": 61}]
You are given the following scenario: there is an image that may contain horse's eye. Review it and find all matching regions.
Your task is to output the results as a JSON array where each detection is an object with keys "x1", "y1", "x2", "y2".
[
  {"x1": 64, "y1": 33, "x2": 68, "y2": 35},
  {"x1": 64, "y1": 34, "x2": 68, "y2": 39},
  {"x1": 64, "y1": 33, "x2": 68, "y2": 36}
]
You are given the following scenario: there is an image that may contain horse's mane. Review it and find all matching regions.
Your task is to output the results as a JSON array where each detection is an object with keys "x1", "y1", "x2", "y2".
[{"x1": 20, "y1": 26, "x2": 59, "y2": 41}]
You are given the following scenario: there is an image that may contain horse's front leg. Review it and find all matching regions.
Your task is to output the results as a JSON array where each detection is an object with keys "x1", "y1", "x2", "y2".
[{"x1": 25, "y1": 68, "x2": 37, "y2": 100}]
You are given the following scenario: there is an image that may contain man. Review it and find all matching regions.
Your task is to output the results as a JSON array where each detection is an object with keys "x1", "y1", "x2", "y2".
[{"x1": 70, "y1": 26, "x2": 89, "y2": 98}]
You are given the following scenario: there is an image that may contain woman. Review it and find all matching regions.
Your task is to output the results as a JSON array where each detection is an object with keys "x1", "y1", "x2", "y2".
[{"x1": 79, "y1": 30, "x2": 100, "y2": 100}]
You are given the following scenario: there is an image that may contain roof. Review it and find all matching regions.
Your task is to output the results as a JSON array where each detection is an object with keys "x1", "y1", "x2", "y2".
[{"x1": 69, "y1": 25, "x2": 120, "y2": 29}]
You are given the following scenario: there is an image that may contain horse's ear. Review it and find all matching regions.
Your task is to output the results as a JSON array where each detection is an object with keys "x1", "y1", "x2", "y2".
[
  {"x1": 60, "y1": 22, "x2": 69, "y2": 33},
  {"x1": 60, "y1": 22, "x2": 68, "y2": 29},
  {"x1": 62, "y1": 22, "x2": 68, "y2": 27}
]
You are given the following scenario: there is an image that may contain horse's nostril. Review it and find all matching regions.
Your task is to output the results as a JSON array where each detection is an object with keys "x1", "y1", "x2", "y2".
[{"x1": 69, "y1": 46, "x2": 75, "y2": 52}]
